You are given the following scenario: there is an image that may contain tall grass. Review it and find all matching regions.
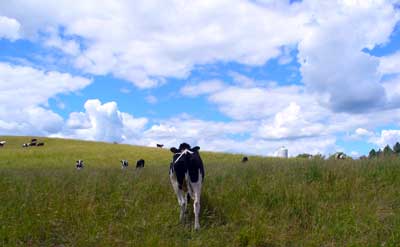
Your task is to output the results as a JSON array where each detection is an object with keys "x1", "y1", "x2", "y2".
[{"x1": 1, "y1": 136, "x2": 400, "y2": 246}]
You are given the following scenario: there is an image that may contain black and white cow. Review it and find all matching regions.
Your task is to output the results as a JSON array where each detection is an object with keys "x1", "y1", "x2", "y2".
[
  {"x1": 169, "y1": 143, "x2": 205, "y2": 230},
  {"x1": 0, "y1": 141, "x2": 6, "y2": 147},
  {"x1": 136, "y1": 159, "x2": 145, "y2": 168},
  {"x1": 30, "y1": 139, "x2": 37, "y2": 146},
  {"x1": 76, "y1": 160, "x2": 84, "y2": 170},
  {"x1": 120, "y1": 160, "x2": 129, "y2": 169},
  {"x1": 242, "y1": 156, "x2": 248, "y2": 163},
  {"x1": 22, "y1": 143, "x2": 30, "y2": 147}
]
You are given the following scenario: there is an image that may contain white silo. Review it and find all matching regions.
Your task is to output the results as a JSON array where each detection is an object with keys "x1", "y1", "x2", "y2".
[{"x1": 276, "y1": 146, "x2": 288, "y2": 158}]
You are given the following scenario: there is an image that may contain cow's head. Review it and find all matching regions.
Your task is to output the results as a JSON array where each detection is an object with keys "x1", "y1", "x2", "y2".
[{"x1": 170, "y1": 143, "x2": 200, "y2": 165}]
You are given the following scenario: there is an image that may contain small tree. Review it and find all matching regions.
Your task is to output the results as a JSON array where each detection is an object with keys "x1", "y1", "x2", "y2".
[
  {"x1": 393, "y1": 142, "x2": 400, "y2": 154},
  {"x1": 297, "y1": 153, "x2": 312, "y2": 159},
  {"x1": 368, "y1": 148, "x2": 377, "y2": 159},
  {"x1": 383, "y1": 145, "x2": 394, "y2": 156}
]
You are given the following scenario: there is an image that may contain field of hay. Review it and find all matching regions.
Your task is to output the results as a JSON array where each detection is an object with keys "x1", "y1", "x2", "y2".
[{"x1": 1, "y1": 136, "x2": 400, "y2": 246}]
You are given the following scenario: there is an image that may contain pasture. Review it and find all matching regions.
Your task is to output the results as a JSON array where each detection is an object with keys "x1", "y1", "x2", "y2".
[{"x1": 1, "y1": 136, "x2": 400, "y2": 246}]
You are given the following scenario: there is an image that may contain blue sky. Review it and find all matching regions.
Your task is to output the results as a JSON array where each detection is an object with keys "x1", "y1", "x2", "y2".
[{"x1": 1, "y1": 0, "x2": 400, "y2": 157}]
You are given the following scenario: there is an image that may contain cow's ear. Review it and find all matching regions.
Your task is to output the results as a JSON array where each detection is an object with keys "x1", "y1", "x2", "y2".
[
  {"x1": 170, "y1": 147, "x2": 179, "y2": 153},
  {"x1": 192, "y1": 146, "x2": 200, "y2": 152}
]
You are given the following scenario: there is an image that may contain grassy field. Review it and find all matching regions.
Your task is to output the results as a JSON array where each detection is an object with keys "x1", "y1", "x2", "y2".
[{"x1": 1, "y1": 136, "x2": 400, "y2": 246}]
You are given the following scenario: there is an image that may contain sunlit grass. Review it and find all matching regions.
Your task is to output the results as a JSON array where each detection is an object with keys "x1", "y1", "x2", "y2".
[{"x1": 1, "y1": 136, "x2": 400, "y2": 246}]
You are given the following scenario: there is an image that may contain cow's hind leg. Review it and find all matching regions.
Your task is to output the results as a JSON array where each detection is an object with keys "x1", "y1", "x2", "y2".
[
  {"x1": 190, "y1": 171, "x2": 203, "y2": 230},
  {"x1": 170, "y1": 173, "x2": 187, "y2": 222}
]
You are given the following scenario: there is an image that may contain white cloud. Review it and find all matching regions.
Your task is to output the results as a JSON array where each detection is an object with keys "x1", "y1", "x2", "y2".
[
  {"x1": 298, "y1": 0, "x2": 399, "y2": 112},
  {"x1": 379, "y1": 51, "x2": 400, "y2": 74},
  {"x1": 0, "y1": 61, "x2": 92, "y2": 135},
  {"x1": 0, "y1": 62, "x2": 92, "y2": 108},
  {"x1": 257, "y1": 102, "x2": 325, "y2": 139},
  {"x1": 0, "y1": 0, "x2": 309, "y2": 88},
  {"x1": 60, "y1": 99, "x2": 148, "y2": 143},
  {"x1": 369, "y1": 129, "x2": 400, "y2": 148},
  {"x1": 181, "y1": 80, "x2": 225, "y2": 97},
  {"x1": 0, "y1": 16, "x2": 20, "y2": 40}
]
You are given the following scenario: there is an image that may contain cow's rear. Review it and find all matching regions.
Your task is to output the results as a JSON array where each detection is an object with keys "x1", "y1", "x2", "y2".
[{"x1": 169, "y1": 143, "x2": 204, "y2": 230}]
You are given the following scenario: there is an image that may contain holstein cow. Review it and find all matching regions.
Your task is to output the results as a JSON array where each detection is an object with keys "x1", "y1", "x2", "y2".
[
  {"x1": 242, "y1": 156, "x2": 248, "y2": 163},
  {"x1": 169, "y1": 143, "x2": 205, "y2": 230},
  {"x1": 120, "y1": 160, "x2": 129, "y2": 169},
  {"x1": 76, "y1": 160, "x2": 84, "y2": 170},
  {"x1": 156, "y1": 144, "x2": 164, "y2": 148},
  {"x1": 335, "y1": 152, "x2": 346, "y2": 160},
  {"x1": 22, "y1": 143, "x2": 30, "y2": 147},
  {"x1": 0, "y1": 141, "x2": 6, "y2": 147},
  {"x1": 30, "y1": 139, "x2": 37, "y2": 146},
  {"x1": 136, "y1": 159, "x2": 145, "y2": 169}
]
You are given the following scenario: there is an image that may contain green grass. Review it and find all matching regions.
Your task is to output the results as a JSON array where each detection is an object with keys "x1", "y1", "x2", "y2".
[{"x1": 1, "y1": 136, "x2": 400, "y2": 246}]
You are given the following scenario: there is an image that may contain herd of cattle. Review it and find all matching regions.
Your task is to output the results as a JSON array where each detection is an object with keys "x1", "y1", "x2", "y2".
[
  {"x1": 0, "y1": 138, "x2": 367, "y2": 230},
  {"x1": 75, "y1": 159, "x2": 145, "y2": 170}
]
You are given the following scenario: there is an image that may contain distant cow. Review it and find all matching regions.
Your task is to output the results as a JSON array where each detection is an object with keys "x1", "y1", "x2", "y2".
[
  {"x1": 30, "y1": 139, "x2": 37, "y2": 145},
  {"x1": 22, "y1": 143, "x2": 30, "y2": 147},
  {"x1": 169, "y1": 143, "x2": 205, "y2": 230},
  {"x1": 156, "y1": 144, "x2": 164, "y2": 148},
  {"x1": 242, "y1": 156, "x2": 248, "y2": 163},
  {"x1": 76, "y1": 160, "x2": 84, "y2": 170},
  {"x1": 0, "y1": 141, "x2": 6, "y2": 147},
  {"x1": 335, "y1": 152, "x2": 346, "y2": 160},
  {"x1": 136, "y1": 159, "x2": 145, "y2": 168},
  {"x1": 37, "y1": 142, "x2": 44, "y2": 146},
  {"x1": 121, "y1": 160, "x2": 129, "y2": 169}
]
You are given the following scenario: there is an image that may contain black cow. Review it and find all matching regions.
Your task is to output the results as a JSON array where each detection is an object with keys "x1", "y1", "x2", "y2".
[
  {"x1": 37, "y1": 142, "x2": 44, "y2": 146},
  {"x1": 156, "y1": 144, "x2": 164, "y2": 148},
  {"x1": 136, "y1": 159, "x2": 145, "y2": 168},
  {"x1": 76, "y1": 160, "x2": 84, "y2": 170},
  {"x1": 121, "y1": 160, "x2": 129, "y2": 169},
  {"x1": 169, "y1": 143, "x2": 205, "y2": 230},
  {"x1": 242, "y1": 156, "x2": 248, "y2": 163}
]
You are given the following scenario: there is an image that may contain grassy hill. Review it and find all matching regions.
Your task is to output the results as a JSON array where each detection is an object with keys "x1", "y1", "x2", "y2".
[{"x1": 1, "y1": 136, "x2": 400, "y2": 246}]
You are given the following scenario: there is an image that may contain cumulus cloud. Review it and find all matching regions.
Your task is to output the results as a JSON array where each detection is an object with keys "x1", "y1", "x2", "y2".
[
  {"x1": 60, "y1": 99, "x2": 148, "y2": 143},
  {"x1": 298, "y1": 0, "x2": 399, "y2": 113},
  {"x1": 0, "y1": 16, "x2": 20, "y2": 40},
  {"x1": 257, "y1": 102, "x2": 325, "y2": 140},
  {"x1": 379, "y1": 51, "x2": 400, "y2": 74},
  {"x1": 369, "y1": 129, "x2": 400, "y2": 148},
  {"x1": 0, "y1": 61, "x2": 92, "y2": 135},
  {"x1": 0, "y1": 0, "x2": 309, "y2": 88}
]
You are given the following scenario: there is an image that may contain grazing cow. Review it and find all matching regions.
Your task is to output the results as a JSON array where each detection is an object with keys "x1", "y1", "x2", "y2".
[
  {"x1": 136, "y1": 159, "x2": 145, "y2": 169},
  {"x1": 22, "y1": 143, "x2": 30, "y2": 147},
  {"x1": 37, "y1": 142, "x2": 44, "y2": 146},
  {"x1": 76, "y1": 160, "x2": 84, "y2": 170},
  {"x1": 242, "y1": 156, "x2": 248, "y2": 163},
  {"x1": 120, "y1": 160, "x2": 129, "y2": 169},
  {"x1": 0, "y1": 141, "x2": 5, "y2": 147},
  {"x1": 169, "y1": 143, "x2": 205, "y2": 230},
  {"x1": 156, "y1": 144, "x2": 164, "y2": 148},
  {"x1": 30, "y1": 139, "x2": 37, "y2": 146}
]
